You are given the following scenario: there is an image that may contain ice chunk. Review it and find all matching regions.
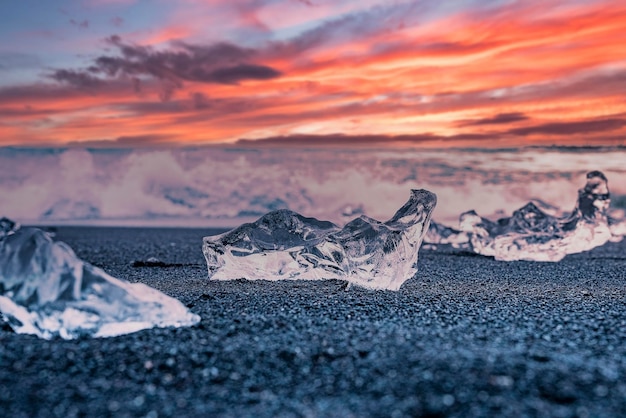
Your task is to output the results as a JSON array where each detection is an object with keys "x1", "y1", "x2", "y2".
[
  {"x1": 203, "y1": 189, "x2": 437, "y2": 290},
  {"x1": 0, "y1": 223, "x2": 200, "y2": 339},
  {"x1": 423, "y1": 221, "x2": 471, "y2": 251},
  {"x1": 425, "y1": 171, "x2": 616, "y2": 261},
  {"x1": 492, "y1": 171, "x2": 612, "y2": 261},
  {"x1": 0, "y1": 217, "x2": 18, "y2": 238}
]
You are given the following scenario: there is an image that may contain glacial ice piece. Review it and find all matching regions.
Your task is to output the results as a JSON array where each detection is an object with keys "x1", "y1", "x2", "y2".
[
  {"x1": 423, "y1": 221, "x2": 471, "y2": 251},
  {"x1": 0, "y1": 217, "x2": 18, "y2": 238},
  {"x1": 203, "y1": 189, "x2": 437, "y2": 290},
  {"x1": 0, "y1": 222, "x2": 200, "y2": 339},
  {"x1": 425, "y1": 171, "x2": 616, "y2": 261},
  {"x1": 492, "y1": 171, "x2": 613, "y2": 261}
]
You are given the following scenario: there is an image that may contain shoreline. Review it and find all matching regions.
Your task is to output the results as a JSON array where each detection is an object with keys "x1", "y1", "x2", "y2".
[{"x1": 1, "y1": 226, "x2": 625, "y2": 417}]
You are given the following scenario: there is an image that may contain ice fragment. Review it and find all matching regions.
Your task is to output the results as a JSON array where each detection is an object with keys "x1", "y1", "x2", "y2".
[
  {"x1": 203, "y1": 189, "x2": 437, "y2": 290},
  {"x1": 426, "y1": 171, "x2": 616, "y2": 261},
  {"x1": 0, "y1": 224, "x2": 200, "y2": 339}
]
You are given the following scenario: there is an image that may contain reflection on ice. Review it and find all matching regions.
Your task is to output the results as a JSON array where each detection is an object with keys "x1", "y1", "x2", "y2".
[
  {"x1": 0, "y1": 223, "x2": 200, "y2": 339},
  {"x1": 426, "y1": 171, "x2": 620, "y2": 261},
  {"x1": 203, "y1": 189, "x2": 436, "y2": 290}
]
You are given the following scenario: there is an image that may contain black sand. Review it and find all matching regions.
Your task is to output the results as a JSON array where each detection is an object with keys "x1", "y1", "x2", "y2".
[{"x1": 1, "y1": 226, "x2": 625, "y2": 417}]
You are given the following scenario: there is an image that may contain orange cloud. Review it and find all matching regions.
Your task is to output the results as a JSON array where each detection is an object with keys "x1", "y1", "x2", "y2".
[{"x1": 4, "y1": 0, "x2": 626, "y2": 147}]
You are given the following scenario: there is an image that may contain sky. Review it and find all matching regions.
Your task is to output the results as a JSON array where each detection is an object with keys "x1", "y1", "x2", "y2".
[{"x1": 1, "y1": 0, "x2": 626, "y2": 148}]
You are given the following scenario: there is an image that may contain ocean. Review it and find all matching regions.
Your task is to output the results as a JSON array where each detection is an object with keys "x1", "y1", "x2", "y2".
[{"x1": 2, "y1": 146, "x2": 625, "y2": 228}]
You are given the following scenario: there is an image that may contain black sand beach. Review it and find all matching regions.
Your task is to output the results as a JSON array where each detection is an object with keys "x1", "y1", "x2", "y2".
[{"x1": 1, "y1": 226, "x2": 625, "y2": 417}]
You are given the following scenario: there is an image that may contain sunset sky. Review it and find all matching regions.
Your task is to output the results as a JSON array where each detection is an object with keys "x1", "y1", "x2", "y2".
[{"x1": 2, "y1": 0, "x2": 626, "y2": 148}]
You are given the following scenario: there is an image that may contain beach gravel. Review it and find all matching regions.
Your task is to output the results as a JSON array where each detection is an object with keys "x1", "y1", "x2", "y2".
[{"x1": 1, "y1": 227, "x2": 625, "y2": 417}]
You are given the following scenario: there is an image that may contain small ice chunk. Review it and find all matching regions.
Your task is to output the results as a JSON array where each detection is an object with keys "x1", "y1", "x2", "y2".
[
  {"x1": 424, "y1": 221, "x2": 471, "y2": 250},
  {"x1": 203, "y1": 189, "x2": 437, "y2": 290},
  {"x1": 425, "y1": 171, "x2": 616, "y2": 261},
  {"x1": 0, "y1": 223, "x2": 200, "y2": 339},
  {"x1": 0, "y1": 217, "x2": 19, "y2": 238}
]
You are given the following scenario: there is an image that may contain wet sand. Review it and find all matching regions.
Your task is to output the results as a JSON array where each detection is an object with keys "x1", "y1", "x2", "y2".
[{"x1": 1, "y1": 226, "x2": 625, "y2": 417}]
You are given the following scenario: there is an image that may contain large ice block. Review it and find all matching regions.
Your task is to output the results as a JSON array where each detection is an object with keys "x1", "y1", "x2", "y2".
[
  {"x1": 426, "y1": 171, "x2": 616, "y2": 261},
  {"x1": 203, "y1": 189, "x2": 437, "y2": 290},
  {"x1": 0, "y1": 223, "x2": 200, "y2": 339}
]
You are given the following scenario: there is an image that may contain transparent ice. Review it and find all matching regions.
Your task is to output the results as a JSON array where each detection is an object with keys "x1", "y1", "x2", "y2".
[
  {"x1": 426, "y1": 171, "x2": 618, "y2": 261},
  {"x1": 0, "y1": 223, "x2": 200, "y2": 340},
  {"x1": 423, "y1": 220, "x2": 471, "y2": 251},
  {"x1": 203, "y1": 189, "x2": 437, "y2": 290}
]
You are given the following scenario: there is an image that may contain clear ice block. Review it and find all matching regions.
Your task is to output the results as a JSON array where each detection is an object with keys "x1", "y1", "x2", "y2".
[
  {"x1": 0, "y1": 224, "x2": 200, "y2": 339},
  {"x1": 203, "y1": 189, "x2": 437, "y2": 290},
  {"x1": 423, "y1": 221, "x2": 471, "y2": 251},
  {"x1": 426, "y1": 171, "x2": 616, "y2": 261}
]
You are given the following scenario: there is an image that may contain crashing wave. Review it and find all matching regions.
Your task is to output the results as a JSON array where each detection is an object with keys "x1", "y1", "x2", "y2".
[
  {"x1": 426, "y1": 171, "x2": 619, "y2": 261},
  {"x1": 0, "y1": 221, "x2": 200, "y2": 339},
  {"x1": 203, "y1": 189, "x2": 436, "y2": 290}
]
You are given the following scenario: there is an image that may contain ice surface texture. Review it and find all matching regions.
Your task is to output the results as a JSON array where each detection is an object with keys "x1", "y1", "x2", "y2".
[
  {"x1": 203, "y1": 189, "x2": 437, "y2": 290},
  {"x1": 426, "y1": 171, "x2": 616, "y2": 261},
  {"x1": 0, "y1": 223, "x2": 200, "y2": 339}
]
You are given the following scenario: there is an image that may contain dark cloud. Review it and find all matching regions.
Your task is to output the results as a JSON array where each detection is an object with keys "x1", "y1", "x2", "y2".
[
  {"x1": 174, "y1": 40, "x2": 253, "y2": 63},
  {"x1": 96, "y1": 37, "x2": 257, "y2": 81},
  {"x1": 459, "y1": 112, "x2": 529, "y2": 126},
  {"x1": 237, "y1": 134, "x2": 429, "y2": 147},
  {"x1": 236, "y1": 132, "x2": 492, "y2": 147},
  {"x1": 65, "y1": 134, "x2": 172, "y2": 148},
  {"x1": 119, "y1": 100, "x2": 187, "y2": 114},
  {"x1": 48, "y1": 36, "x2": 282, "y2": 97},
  {"x1": 48, "y1": 69, "x2": 103, "y2": 89},
  {"x1": 509, "y1": 118, "x2": 626, "y2": 136},
  {"x1": 207, "y1": 64, "x2": 281, "y2": 84}
]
